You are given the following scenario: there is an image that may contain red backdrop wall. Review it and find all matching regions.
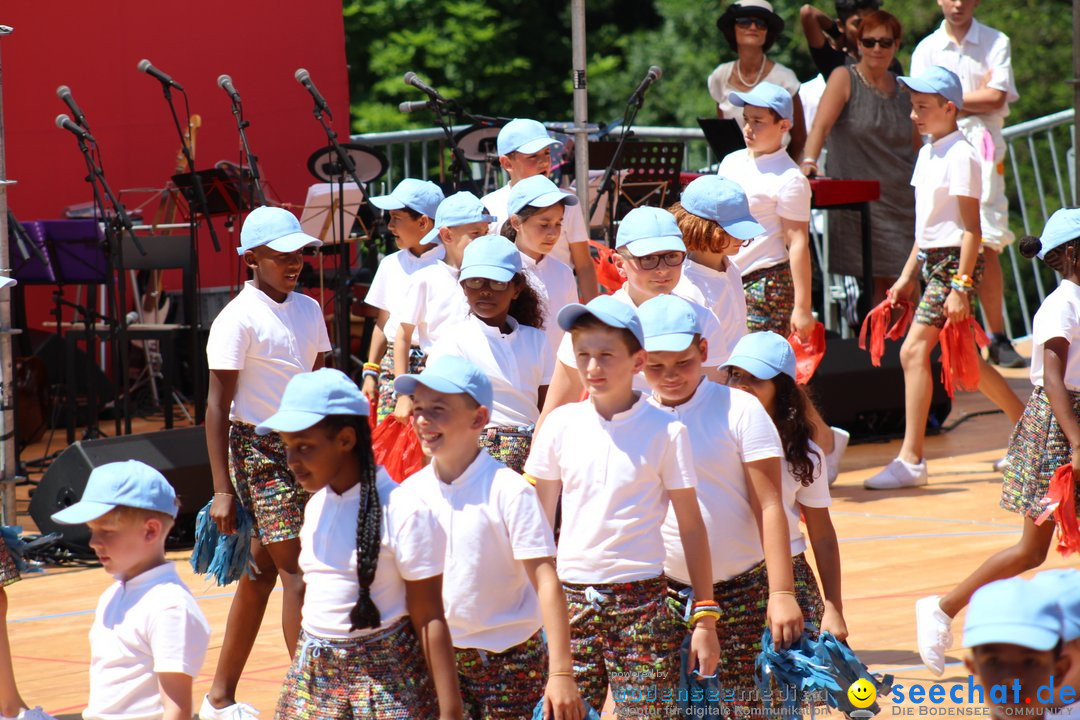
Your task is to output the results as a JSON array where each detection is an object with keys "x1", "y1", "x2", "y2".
[{"x1": 2, "y1": 0, "x2": 351, "y2": 328}]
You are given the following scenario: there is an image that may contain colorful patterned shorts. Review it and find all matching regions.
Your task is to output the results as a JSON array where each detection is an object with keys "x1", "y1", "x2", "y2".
[
  {"x1": 479, "y1": 426, "x2": 534, "y2": 474},
  {"x1": 743, "y1": 262, "x2": 794, "y2": 336},
  {"x1": 564, "y1": 576, "x2": 682, "y2": 717},
  {"x1": 275, "y1": 619, "x2": 439, "y2": 719},
  {"x1": 228, "y1": 421, "x2": 307, "y2": 545},
  {"x1": 914, "y1": 248, "x2": 985, "y2": 329},
  {"x1": 455, "y1": 630, "x2": 547, "y2": 719},
  {"x1": 1002, "y1": 387, "x2": 1080, "y2": 519},
  {"x1": 376, "y1": 343, "x2": 426, "y2": 423},
  {"x1": 0, "y1": 535, "x2": 20, "y2": 587}
]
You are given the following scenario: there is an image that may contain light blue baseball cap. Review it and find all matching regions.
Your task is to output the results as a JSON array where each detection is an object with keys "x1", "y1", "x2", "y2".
[
  {"x1": 557, "y1": 295, "x2": 646, "y2": 348},
  {"x1": 963, "y1": 577, "x2": 1064, "y2": 651},
  {"x1": 459, "y1": 235, "x2": 522, "y2": 284},
  {"x1": 1030, "y1": 569, "x2": 1080, "y2": 642},
  {"x1": 256, "y1": 368, "x2": 369, "y2": 435},
  {"x1": 1035, "y1": 208, "x2": 1080, "y2": 260},
  {"x1": 394, "y1": 354, "x2": 493, "y2": 409},
  {"x1": 681, "y1": 176, "x2": 765, "y2": 241},
  {"x1": 496, "y1": 118, "x2": 562, "y2": 156},
  {"x1": 722, "y1": 331, "x2": 796, "y2": 381},
  {"x1": 420, "y1": 191, "x2": 496, "y2": 246},
  {"x1": 51, "y1": 460, "x2": 177, "y2": 524},
  {"x1": 369, "y1": 178, "x2": 445, "y2": 219},
  {"x1": 898, "y1": 66, "x2": 965, "y2": 110},
  {"x1": 507, "y1": 175, "x2": 579, "y2": 217},
  {"x1": 729, "y1": 81, "x2": 793, "y2": 121},
  {"x1": 238, "y1": 206, "x2": 323, "y2": 257},
  {"x1": 615, "y1": 206, "x2": 687, "y2": 257},
  {"x1": 638, "y1": 295, "x2": 702, "y2": 352}
]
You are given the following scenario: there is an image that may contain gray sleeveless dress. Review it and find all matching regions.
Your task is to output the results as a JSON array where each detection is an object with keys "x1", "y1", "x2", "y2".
[{"x1": 824, "y1": 67, "x2": 916, "y2": 278}]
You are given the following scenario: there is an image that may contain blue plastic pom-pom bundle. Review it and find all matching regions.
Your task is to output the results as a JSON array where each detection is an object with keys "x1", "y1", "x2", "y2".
[{"x1": 189, "y1": 500, "x2": 255, "y2": 586}]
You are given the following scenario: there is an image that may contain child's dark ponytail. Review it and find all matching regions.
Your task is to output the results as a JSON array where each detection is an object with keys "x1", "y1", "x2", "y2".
[
  {"x1": 1024, "y1": 236, "x2": 1080, "y2": 275},
  {"x1": 1018, "y1": 235, "x2": 1042, "y2": 260},
  {"x1": 508, "y1": 272, "x2": 546, "y2": 329},
  {"x1": 770, "y1": 374, "x2": 822, "y2": 487},
  {"x1": 320, "y1": 415, "x2": 382, "y2": 630}
]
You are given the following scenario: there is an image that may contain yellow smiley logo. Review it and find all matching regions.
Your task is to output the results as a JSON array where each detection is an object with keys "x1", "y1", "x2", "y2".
[{"x1": 848, "y1": 678, "x2": 876, "y2": 709}]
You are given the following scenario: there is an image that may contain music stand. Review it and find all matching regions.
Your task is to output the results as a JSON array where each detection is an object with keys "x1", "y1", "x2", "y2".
[
  {"x1": 300, "y1": 183, "x2": 366, "y2": 243},
  {"x1": 588, "y1": 140, "x2": 683, "y2": 232},
  {"x1": 696, "y1": 117, "x2": 745, "y2": 160},
  {"x1": 172, "y1": 168, "x2": 250, "y2": 217}
]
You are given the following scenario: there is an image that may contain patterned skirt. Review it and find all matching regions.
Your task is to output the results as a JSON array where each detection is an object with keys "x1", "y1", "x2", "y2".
[
  {"x1": 275, "y1": 619, "x2": 439, "y2": 719},
  {"x1": 455, "y1": 630, "x2": 547, "y2": 719},
  {"x1": 0, "y1": 535, "x2": 20, "y2": 587},
  {"x1": 914, "y1": 248, "x2": 985, "y2": 329},
  {"x1": 479, "y1": 426, "x2": 534, "y2": 474},
  {"x1": 742, "y1": 262, "x2": 794, "y2": 336},
  {"x1": 1002, "y1": 387, "x2": 1080, "y2": 519},
  {"x1": 376, "y1": 343, "x2": 426, "y2": 423},
  {"x1": 228, "y1": 421, "x2": 307, "y2": 544}
]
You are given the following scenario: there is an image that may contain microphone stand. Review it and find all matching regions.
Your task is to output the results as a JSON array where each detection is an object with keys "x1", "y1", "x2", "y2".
[
  {"x1": 427, "y1": 100, "x2": 472, "y2": 191},
  {"x1": 588, "y1": 92, "x2": 647, "y2": 244},
  {"x1": 160, "y1": 85, "x2": 220, "y2": 252},
  {"x1": 228, "y1": 94, "x2": 267, "y2": 209}
]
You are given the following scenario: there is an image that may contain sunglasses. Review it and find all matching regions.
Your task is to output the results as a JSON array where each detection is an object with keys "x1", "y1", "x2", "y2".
[
  {"x1": 734, "y1": 16, "x2": 769, "y2": 29},
  {"x1": 462, "y1": 277, "x2": 510, "y2": 292},
  {"x1": 859, "y1": 37, "x2": 896, "y2": 49},
  {"x1": 631, "y1": 251, "x2": 686, "y2": 270}
]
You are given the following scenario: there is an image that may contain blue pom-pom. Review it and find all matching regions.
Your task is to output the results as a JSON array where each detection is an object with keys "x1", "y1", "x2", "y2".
[{"x1": 188, "y1": 501, "x2": 255, "y2": 586}]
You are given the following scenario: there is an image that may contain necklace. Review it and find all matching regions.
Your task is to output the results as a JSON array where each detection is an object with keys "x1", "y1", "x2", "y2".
[
  {"x1": 735, "y1": 57, "x2": 766, "y2": 87},
  {"x1": 853, "y1": 64, "x2": 894, "y2": 100}
]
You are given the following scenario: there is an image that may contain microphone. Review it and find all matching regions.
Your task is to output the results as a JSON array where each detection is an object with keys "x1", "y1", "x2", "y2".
[
  {"x1": 56, "y1": 85, "x2": 88, "y2": 128},
  {"x1": 217, "y1": 74, "x2": 241, "y2": 104},
  {"x1": 628, "y1": 65, "x2": 662, "y2": 105},
  {"x1": 55, "y1": 114, "x2": 95, "y2": 143},
  {"x1": 137, "y1": 59, "x2": 184, "y2": 91},
  {"x1": 398, "y1": 100, "x2": 436, "y2": 114},
  {"x1": 403, "y1": 72, "x2": 450, "y2": 105},
  {"x1": 294, "y1": 68, "x2": 331, "y2": 119}
]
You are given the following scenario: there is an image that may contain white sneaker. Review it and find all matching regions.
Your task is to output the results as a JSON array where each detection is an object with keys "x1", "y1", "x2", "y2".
[
  {"x1": 993, "y1": 456, "x2": 1008, "y2": 472},
  {"x1": 826, "y1": 427, "x2": 850, "y2": 486},
  {"x1": 199, "y1": 696, "x2": 260, "y2": 720},
  {"x1": 863, "y1": 458, "x2": 928, "y2": 489},
  {"x1": 916, "y1": 595, "x2": 953, "y2": 676},
  {"x1": 18, "y1": 709, "x2": 59, "y2": 720}
]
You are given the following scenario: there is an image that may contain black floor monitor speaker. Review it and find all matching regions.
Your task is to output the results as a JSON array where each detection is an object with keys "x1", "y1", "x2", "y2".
[
  {"x1": 805, "y1": 338, "x2": 952, "y2": 443},
  {"x1": 29, "y1": 426, "x2": 211, "y2": 550}
]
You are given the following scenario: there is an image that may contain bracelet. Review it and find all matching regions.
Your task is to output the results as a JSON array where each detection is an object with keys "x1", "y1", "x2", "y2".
[
  {"x1": 363, "y1": 361, "x2": 381, "y2": 372},
  {"x1": 770, "y1": 590, "x2": 796, "y2": 597},
  {"x1": 691, "y1": 599, "x2": 720, "y2": 610},
  {"x1": 362, "y1": 369, "x2": 379, "y2": 381},
  {"x1": 690, "y1": 609, "x2": 722, "y2": 627},
  {"x1": 949, "y1": 281, "x2": 972, "y2": 294},
  {"x1": 213, "y1": 492, "x2": 235, "y2": 497},
  {"x1": 800, "y1": 157, "x2": 818, "y2": 166},
  {"x1": 548, "y1": 670, "x2": 574, "y2": 679}
]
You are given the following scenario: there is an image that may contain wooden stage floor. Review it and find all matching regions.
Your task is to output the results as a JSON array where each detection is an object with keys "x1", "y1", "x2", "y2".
[{"x1": 11, "y1": 357, "x2": 1071, "y2": 717}]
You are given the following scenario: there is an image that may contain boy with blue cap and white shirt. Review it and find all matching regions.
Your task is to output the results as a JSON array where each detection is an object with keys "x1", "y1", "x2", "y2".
[
  {"x1": 395, "y1": 356, "x2": 583, "y2": 719},
  {"x1": 865, "y1": 66, "x2": 1023, "y2": 490},
  {"x1": 52, "y1": 461, "x2": 211, "y2": 720},
  {"x1": 717, "y1": 82, "x2": 814, "y2": 343},
  {"x1": 1031, "y1": 570, "x2": 1080, "y2": 718},
  {"x1": 482, "y1": 118, "x2": 598, "y2": 302},
  {"x1": 525, "y1": 295, "x2": 720, "y2": 716},
  {"x1": 392, "y1": 191, "x2": 493, "y2": 422},
  {"x1": 362, "y1": 179, "x2": 445, "y2": 421},
  {"x1": 202, "y1": 205, "x2": 331, "y2": 718}
]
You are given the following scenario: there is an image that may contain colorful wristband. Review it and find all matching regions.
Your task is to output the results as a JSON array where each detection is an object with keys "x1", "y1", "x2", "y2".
[
  {"x1": 362, "y1": 369, "x2": 379, "y2": 381},
  {"x1": 363, "y1": 362, "x2": 381, "y2": 372}
]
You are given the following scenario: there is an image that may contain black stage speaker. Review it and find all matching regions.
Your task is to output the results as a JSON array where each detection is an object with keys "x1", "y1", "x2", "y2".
[
  {"x1": 805, "y1": 338, "x2": 952, "y2": 443},
  {"x1": 29, "y1": 426, "x2": 211, "y2": 550}
]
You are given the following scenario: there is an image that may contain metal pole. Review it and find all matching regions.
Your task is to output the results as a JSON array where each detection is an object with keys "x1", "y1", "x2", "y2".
[
  {"x1": 0, "y1": 32, "x2": 16, "y2": 525},
  {"x1": 570, "y1": 0, "x2": 590, "y2": 215}
]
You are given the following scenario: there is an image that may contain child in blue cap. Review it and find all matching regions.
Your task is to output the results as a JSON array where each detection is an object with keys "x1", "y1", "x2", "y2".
[
  {"x1": 395, "y1": 355, "x2": 583, "y2": 719},
  {"x1": 1032, "y1": 569, "x2": 1080, "y2": 718},
  {"x1": 392, "y1": 191, "x2": 493, "y2": 423},
  {"x1": 363, "y1": 179, "x2": 445, "y2": 422},
  {"x1": 526, "y1": 295, "x2": 719, "y2": 715},
  {"x1": 257, "y1": 367, "x2": 462, "y2": 719},
  {"x1": 637, "y1": 294, "x2": 803, "y2": 716},
  {"x1": 427, "y1": 235, "x2": 552, "y2": 473},
  {"x1": 918, "y1": 209, "x2": 1080, "y2": 676},
  {"x1": 52, "y1": 460, "x2": 210, "y2": 720}
]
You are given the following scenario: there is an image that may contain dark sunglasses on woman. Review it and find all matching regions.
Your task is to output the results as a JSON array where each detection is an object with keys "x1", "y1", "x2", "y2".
[
  {"x1": 734, "y1": 16, "x2": 769, "y2": 29},
  {"x1": 859, "y1": 37, "x2": 895, "y2": 49}
]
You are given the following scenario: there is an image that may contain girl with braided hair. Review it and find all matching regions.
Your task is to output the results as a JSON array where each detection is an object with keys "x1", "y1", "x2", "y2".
[{"x1": 257, "y1": 368, "x2": 463, "y2": 719}]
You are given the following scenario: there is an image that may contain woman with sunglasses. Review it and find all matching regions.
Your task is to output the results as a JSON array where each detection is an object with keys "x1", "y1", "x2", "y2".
[
  {"x1": 801, "y1": 10, "x2": 919, "y2": 304},
  {"x1": 709, "y1": 0, "x2": 807, "y2": 160}
]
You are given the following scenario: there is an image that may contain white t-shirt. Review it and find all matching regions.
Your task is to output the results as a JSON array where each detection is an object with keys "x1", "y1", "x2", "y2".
[
  {"x1": 682, "y1": 258, "x2": 747, "y2": 363},
  {"x1": 482, "y1": 183, "x2": 590, "y2": 269},
  {"x1": 781, "y1": 440, "x2": 831, "y2": 556},
  {"x1": 206, "y1": 282, "x2": 333, "y2": 425},
  {"x1": 1030, "y1": 280, "x2": 1080, "y2": 391},
  {"x1": 85, "y1": 563, "x2": 210, "y2": 720},
  {"x1": 402, "y1": 451, "x2": 556, "y2": 652},
  {"x1": 397, "y1": 261, "x2": 471, "y2": 351},
  {"x1": 652, "y1": 381, "x2": 783, "y2": 584},
  {"x1": 521, "y1": 250, "x2": 577, "y2": 356},
  {"x1": 911, "y1": 130, "x2": 982, "y2": 250},
  {"x1": 299, "y1": 469, "x2": 445, "y2": 640},
  {"x1": 525, "y1": 395, "x2": 698, "y2": 584},
  {"x1": 365, "y1": 245, "x2": 445, "y2": 343},
  {"x1": 707, "y1": 61, "x2": 801, "y2": 138},
  {"x1": 719, "y1": 148, "x2": 811, "y2": 276},
  {"x1": 555, "y1": 286, "x2": 728, "y2": 389},
  {"x1": 909, "y1": 19, "x2": 1018, "y2": 122},
  {"x1": 428, "y1": 315, "x2": 554, "y2": 427}
]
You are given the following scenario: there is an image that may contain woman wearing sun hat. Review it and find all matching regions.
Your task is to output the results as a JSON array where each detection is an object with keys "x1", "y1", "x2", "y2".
[{"x1": 709, "y1": 0, "x2": 806, "y2": 159}]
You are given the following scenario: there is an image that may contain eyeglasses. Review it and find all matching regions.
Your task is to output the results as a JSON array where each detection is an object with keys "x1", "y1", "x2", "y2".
[
  {"x1": 631, "y1": 251, "x2": 686, "y2": 270},
  {"x1": 859, "y1": 37, "x2": 896, "y2": 49},
  {"x1": 734, "y1": 16, "x2": 769, "y2": 29},
  {"x1": 462, "y1": 277, "x2": 510, "y2": 292}
]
